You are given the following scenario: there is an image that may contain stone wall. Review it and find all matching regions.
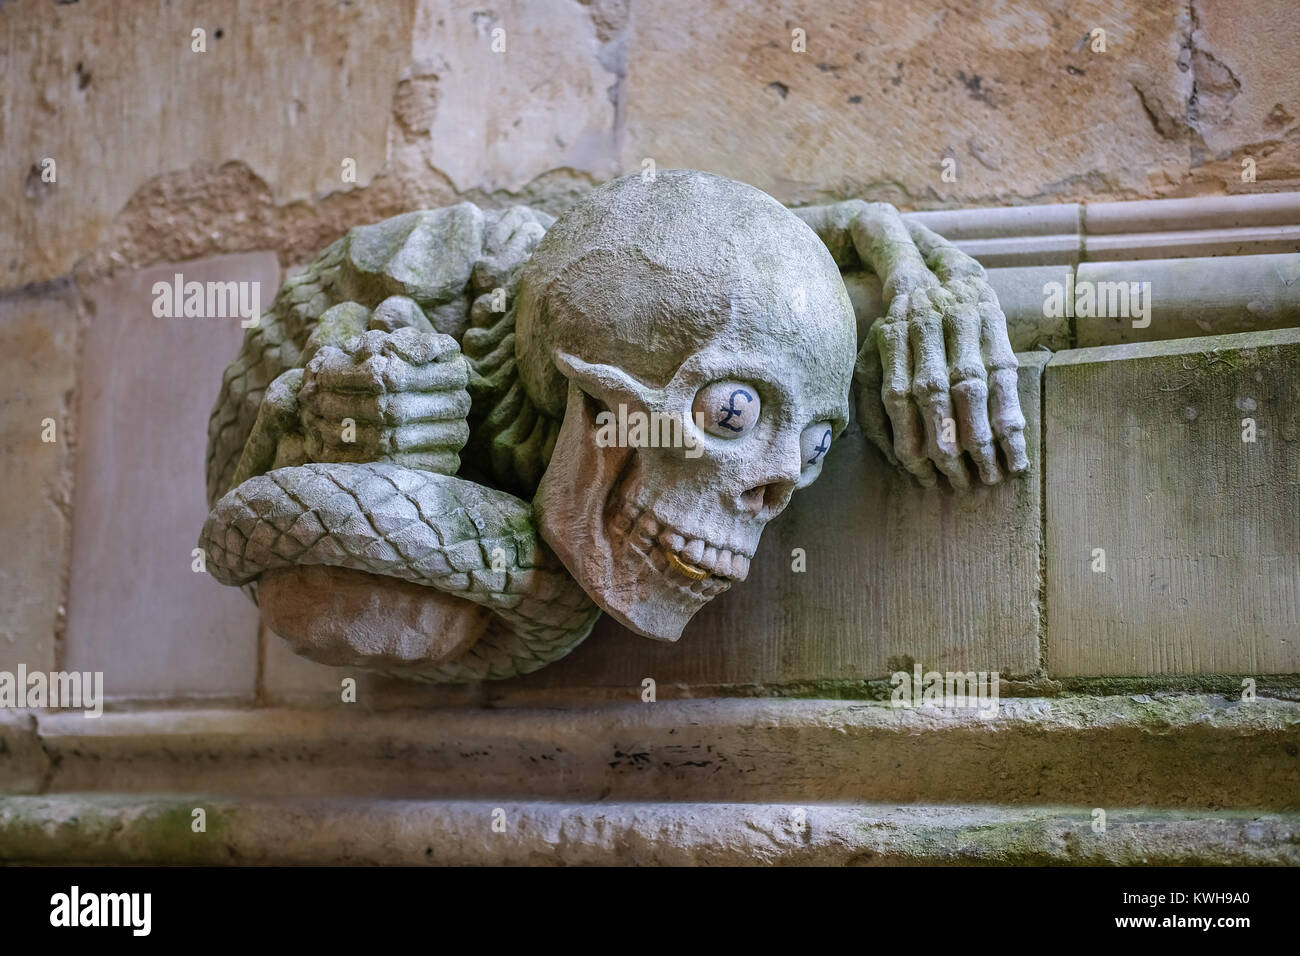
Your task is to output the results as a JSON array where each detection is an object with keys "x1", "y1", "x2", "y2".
[
  {"x1": 3, "y1": 0, "x2": 1300, "y2": 707},
  {"x1": 3, "y1": 0, "x2": 1300, "y2": 867},
  {"x1": 7, "y1": 0, "x2": 1299, "y2": 290}
]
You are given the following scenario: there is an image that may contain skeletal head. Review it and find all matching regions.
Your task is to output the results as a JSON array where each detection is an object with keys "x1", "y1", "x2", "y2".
[{"x1": 516, "y1": 170, "x2": 856, "y2": 641}]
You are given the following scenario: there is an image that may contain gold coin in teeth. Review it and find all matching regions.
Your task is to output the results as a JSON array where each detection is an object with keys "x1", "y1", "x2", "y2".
[{"x1": 665, "y1": 550, "x2": 710, "y2": 581}]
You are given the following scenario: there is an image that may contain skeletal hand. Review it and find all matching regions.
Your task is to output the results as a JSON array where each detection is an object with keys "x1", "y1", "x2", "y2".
[
  {"x1": 850, "y1": 204, "x2": 1028, "y2": 490},
  {"x1": 298, "y1": 326, "x2": 472, "y2": 475}
]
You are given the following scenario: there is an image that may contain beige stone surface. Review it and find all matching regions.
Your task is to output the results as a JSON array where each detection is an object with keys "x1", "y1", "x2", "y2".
[
  {"x1": 65, "y1": 254, "x2": 275, "y2": 697},
  {"x1": 404, "y1": 0, "x2": 621, "y2": 193},
  {"x1": 9, "y1": 0, "x2": 1299, "y2": 293},
  {"x1": 0, "y1": 283, "x2": 77, "y2": 673},
  {"x1": 518, "y1": 353, "x2": 1046, "y2": 692},
  {"x1": 259, "y1": 566, "x2": 490, "y2": 669},
  {"x1": 1186, "y1": 0, "x2": 1300, "y2": 165},
  {"x1": 1046, "y1": 328, "x2": 1300, "y2": 676},
  {"x1": 619, "y1": 0, "x2": 1195, "y2": 208},
  {"x1": 2, "y1": 0, "x2": 416, "y2": 287}
]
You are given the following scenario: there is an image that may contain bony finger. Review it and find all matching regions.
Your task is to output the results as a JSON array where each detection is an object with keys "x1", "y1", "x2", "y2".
[
  {"x1": 1002, "y1": 431, "x2": 1029, "y2": 475},
  {"x1": 855, "y1": 320, "x2": 899, "y2": 466},
  {"x1": 918, "y1": 392, "x2": 971, "y2": 491},
  {"x1": 940, "y1": 292, "x2": 1000, "y2": 485},
  {"x1": 976, "y1": 296, "x2": 1028, "y2": 477},
  {"x1": 876, "y1": 313, "x2": 927, "y2": 473},
  {"x1": 968, "y1": 442, "x2": 1002, "y2": 485},
  {"x1": 905, "y1": 290, "x2": 963, "y2": 488},
  {"x1": 378, "y1": 327, "x2": 461, "y2": 365},
  {"x1": 382, "y1": 420, "x2": 471, "y2": 454},
  {"x1": 987, "y1": 367, "x2": 1028, "y2": 474},
  {"x1": 951, "y1": 379, "x2": 1002, "y2": 485},
  {"x1": 385, "y1": 449, "x2": 463, "y2": 475},
  {"x1": 884, "y1": 381, "x2": 937, "y2": 485},
  {"x1": 999, "y1": 430, "x2": 1029, "y2": 475},
  {"x1": 378, "y1": 358, "x2": 469, "y2": 393}
]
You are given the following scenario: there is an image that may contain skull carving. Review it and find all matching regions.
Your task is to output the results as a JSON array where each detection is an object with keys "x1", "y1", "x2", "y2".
[
  {"x1": 517, "y1": 171, "x2": 858, "y2": 641},
  {"x1": 199, "y1": 170, "x2": 875, "y2": 680}
]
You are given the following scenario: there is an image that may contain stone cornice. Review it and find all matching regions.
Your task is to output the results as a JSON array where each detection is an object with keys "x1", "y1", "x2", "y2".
[{"x1": 7, "y1": 696, "x2": 1298, "y2": 809}]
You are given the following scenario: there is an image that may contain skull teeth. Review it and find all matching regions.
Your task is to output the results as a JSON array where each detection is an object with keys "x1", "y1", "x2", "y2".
[
  {"x1": 665, "y1": 550, "x2": 710, "y2": 581},
  {"x1": 606, "y1": 490, "x2": 753, "y2": 591},
  {"x1": 648, "y1": 528, "x2": 750, "y2": 584}
]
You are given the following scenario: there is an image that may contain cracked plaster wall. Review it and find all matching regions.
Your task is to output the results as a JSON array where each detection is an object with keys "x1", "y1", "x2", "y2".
[{"x1": 2, "y1": 0, "x2": 1297, "y2": 290}]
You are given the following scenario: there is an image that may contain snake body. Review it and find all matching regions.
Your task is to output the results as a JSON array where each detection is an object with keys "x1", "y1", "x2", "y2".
[{"x1": 199, "y1": 205, "x2": 600, "y2": 682}]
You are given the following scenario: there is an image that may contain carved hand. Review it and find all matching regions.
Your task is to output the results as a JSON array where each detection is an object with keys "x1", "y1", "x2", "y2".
[
  {"x1": 854, "y1": 206, "x2": 1028, "y2": 488},
  {"x1": 796, "y1": 200, "x2": 1028, "y2": 489},
  {"x1": 297, "y1": 326, "x2": 472, "y2": 476}
]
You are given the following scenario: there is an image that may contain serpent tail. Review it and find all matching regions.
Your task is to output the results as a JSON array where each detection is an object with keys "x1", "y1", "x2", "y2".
[{"x1": 200, "y1": 462, "x2": 599, "y2": 682}]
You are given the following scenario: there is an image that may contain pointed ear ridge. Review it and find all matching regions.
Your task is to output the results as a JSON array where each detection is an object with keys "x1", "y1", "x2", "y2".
[{"x1": 554, "y1": 350, "x2": 663, "y2": 409}]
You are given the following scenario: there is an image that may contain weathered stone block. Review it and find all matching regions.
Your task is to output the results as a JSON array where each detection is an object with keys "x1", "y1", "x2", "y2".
[
  {"x1": 2, "y1": 0, "x2": 416, "y2": 287},
  {"x1": 522, "y1": 353, "x2": 1047, "y2": 693},
  {"x1": 66, "y1": 255, "x2": 274, "y2": 697},
  {"x1": 1074, "y1": 254, "x2": 1300, "y2": 347},
  {"x1": 0, "y1": 710, "x2": 48, "y2": 794},
  {"x1": 407, "y1": 0, "x2": 621, "y2": 192},
  {"x1": 1180, "y1": 0, "x2": 1300, "y2": 169},
  {"x1": 1046, "y1": 328, "x2": 1300, "y2": 676},
  {"x1": 0, "y1": 283, "x2": 78, "y2": 674},
  {"x1": 619, "y1": 0, "x2": 1192, "y2": 208}
]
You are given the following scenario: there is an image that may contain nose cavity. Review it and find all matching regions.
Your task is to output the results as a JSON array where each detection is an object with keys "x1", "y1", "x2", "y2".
[{"x1": 739, "y1": 478, "x2": 797, "y2": 518}]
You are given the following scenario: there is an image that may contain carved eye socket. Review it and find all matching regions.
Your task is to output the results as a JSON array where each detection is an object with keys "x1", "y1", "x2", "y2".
[
  {"x1": 800, "y1": 423, "x2": 834, "y2": 470},
  {"x1": 694, "y1": 381, "x2": 761, "y2": 438}
]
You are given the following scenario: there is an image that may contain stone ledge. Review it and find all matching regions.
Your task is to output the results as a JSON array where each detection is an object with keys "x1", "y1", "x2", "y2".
[
  {"x1": 14, "y1": 696, "x2": 1300, "y2": 809},
  {"x1": 1046, "y1": 327, "x2": 1300, "y2": 676},
  {"x1": 905, "y1": 193, "x2": 1300, "y2": 267},
  {"x1": 0, "y1": 711, "x2": 49, "y2": 794},
  {"x1": 0, "y1": 795, "x2": 1295, "y2": 865}
]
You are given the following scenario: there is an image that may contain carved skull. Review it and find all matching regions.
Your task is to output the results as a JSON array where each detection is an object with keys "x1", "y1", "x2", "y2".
[{"x1": 516, "y1": 171, "x2": 857, "y2": 641}]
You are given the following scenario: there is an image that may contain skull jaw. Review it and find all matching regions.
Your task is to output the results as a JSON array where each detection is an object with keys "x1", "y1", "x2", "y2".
[
  {"x1": 534, "y1": 384, "x2": 714, "y2": 643},
  {"x1": 536, "y1": 505, "x2": 717, "y2": 643}
]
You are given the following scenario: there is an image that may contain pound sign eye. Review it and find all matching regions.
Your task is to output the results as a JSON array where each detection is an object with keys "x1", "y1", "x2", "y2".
[
  {"x1": 796, "y1": 422, "x2": 834, "y2": 488},
  {"x1": 694, "y1": 381, "x2": 760, "y2": 438},
  {"x1": 806, "y1": 427, "x2": 832, "y2": 465}
]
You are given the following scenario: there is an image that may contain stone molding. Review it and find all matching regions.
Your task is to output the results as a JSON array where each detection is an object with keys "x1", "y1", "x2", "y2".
[
  {"x1": 2, "y1": 795, "x2": 1295, "y2": 865},
  {"x1": 8, "y1": 697, "x2": 1298, "y2": 809},
  {"x1": 906, "y1": 192, "x2": 1300, "y2": 266}
]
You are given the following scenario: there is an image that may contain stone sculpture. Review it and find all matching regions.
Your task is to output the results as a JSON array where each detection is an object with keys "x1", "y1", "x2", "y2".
[{"x1": 198, "y1": 170, "x2": 1027, "y2": 681}]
